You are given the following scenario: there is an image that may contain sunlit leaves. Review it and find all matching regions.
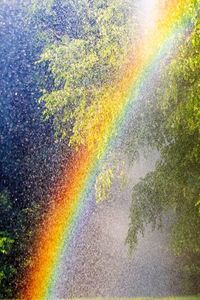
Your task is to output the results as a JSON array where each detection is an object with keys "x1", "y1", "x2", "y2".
[
  {"x1": 36, "y1": 0, "x2": 136, "y2": 203},
  {"x1": 95, "y1": 155, "x2": 127, "y2": 202},
  {"x1": 126, "y1": 1, "x2": 200, "y2": 285},
  {"x1": 38, "y1": 0, "x2": 135, "y2": 145},
  {"x1": 0, "y1": 237, "x2": 14, "y2": 255}
]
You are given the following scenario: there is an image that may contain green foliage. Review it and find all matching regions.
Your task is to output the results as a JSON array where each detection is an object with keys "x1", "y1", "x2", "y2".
[
  {"x1": 0, "y1": 187, "x2": 42, "y2": 297},
  {"x1": 95, "y1": 155, "x2": 127, "y2": 202},
  {"x1": 38, "y1": 0, "x2": 136, "y2": 144},
  {"x1": 35, "y1": 0, "x2": 137, "y2": 205},
  {"x1": 95, "y1": 167, "x2": 114, "y2": 203},
  {"x1": 0, "y1": 237, "x2": 14, "y2": 255},
  {"x1": 126, "y1": 2, "x2": 200, "y2": 292},
  {"x1": 0, "y1": 190, "x2": 16, "y2": 298}
]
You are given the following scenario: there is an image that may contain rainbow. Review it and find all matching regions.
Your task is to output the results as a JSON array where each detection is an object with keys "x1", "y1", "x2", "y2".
[{"x1": 21, "y1": 1, "x2": 194, "y2": 298}]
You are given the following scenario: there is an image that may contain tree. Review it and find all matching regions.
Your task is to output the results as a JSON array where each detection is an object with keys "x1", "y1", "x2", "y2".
[
  {"x1": 33, "y1": 0, "x2": 137, "y2": 203},
  {"x1": 37, "y1": 0, "x2": 136, "y2": 144},
  {"x1": 0, "y1": 191, "x2": 15, "y2": 298},
  {"x1": 126, "y1": 1, "x2": 200, "y2": 292}
]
